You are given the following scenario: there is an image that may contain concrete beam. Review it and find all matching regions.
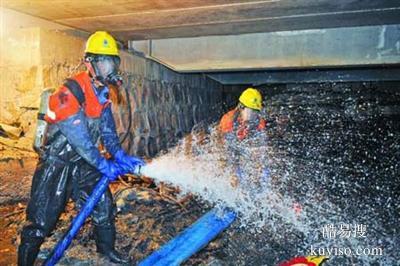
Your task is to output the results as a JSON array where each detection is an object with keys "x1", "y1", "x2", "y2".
[
  {"x1": 131, "y1": 25, "x2": 400, "y2": 72},
  {"x1": 207, "y1": 67, "x2": 400, "y2": 85}
]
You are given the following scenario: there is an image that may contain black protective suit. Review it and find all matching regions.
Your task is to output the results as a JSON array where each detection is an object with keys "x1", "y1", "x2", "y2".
[{"x1": 18, "y1": 77, "x2": 129, "y2": 265}]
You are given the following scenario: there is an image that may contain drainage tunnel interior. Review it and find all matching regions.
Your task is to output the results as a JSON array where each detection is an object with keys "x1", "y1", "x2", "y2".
[{"x1": 0, "y1": 2, "x2": 399, "y2": 265}]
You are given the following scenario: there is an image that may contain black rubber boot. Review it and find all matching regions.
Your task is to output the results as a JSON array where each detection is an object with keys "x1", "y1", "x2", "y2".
[
  {"x1": 94, "y1": 226, "x2": 130, "y2": 264},
  {"x1": 18, "y1": 237, "x2": 44, "y2": 266}
]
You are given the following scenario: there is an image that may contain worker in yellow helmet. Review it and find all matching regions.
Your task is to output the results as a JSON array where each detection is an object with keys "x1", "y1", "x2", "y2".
[
  {"x1": 219, "y1": 88, "x2": 264, "y2": 140},
  {"x1": 219, "y1": 87, "x2": 269, "y2": 189},
  {"x1": 18, "y1": 31, "x2": 143, "y2": 265}
]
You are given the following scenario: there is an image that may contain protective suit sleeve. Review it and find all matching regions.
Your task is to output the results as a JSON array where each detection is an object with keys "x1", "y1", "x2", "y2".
[
  {"x1": 100, "y1": 105, "x2": 122, "y2": 156},
  {"x1": 57, "y1": 110, "x2": 104, "y2": 168}
]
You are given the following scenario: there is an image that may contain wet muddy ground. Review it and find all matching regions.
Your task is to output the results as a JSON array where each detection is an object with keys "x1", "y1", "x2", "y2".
[
  {"x1": 0, "y1": 159, "x2": 222, "y2": 266},
  {"x1": 0, "y1": 158, "x2": 36, "y2": 265}
]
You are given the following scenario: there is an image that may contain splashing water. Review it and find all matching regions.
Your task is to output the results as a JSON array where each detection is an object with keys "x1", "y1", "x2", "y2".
[
  {"x1": 141, "y1": 83, "x2": 399, "y2": 265},
  {"x1": 141, "y1": 126, "x2": 302, "y2": 231},
  {"x1": 139, "y1": 126, "x2": 377, "y2": 264}
]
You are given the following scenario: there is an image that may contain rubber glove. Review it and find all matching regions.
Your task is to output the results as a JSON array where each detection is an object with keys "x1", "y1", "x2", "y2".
[
  {"x1": 114, "y1": 149, "x2": 145, "y2": 174},
  {"x1": 97, "y1": 158, "x2": 126, "y2": 181}
]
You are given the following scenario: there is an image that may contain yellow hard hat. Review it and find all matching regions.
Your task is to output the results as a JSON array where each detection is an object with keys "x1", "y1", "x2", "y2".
[
  {"x1": 85, "y1": 31, "x2": 119, "y2": 56},
  {"x1": 239, "y1": 88, "x2": 262, "y2": 111}
]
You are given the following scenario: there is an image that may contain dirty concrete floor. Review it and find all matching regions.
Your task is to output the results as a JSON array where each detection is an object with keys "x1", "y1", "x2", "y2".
[
  {"x1": 0, "y1": 157, "x2": 37, "y2": 265},
  {"x1": 0, "y1": 157, "x2": 225, "y2": 266}
]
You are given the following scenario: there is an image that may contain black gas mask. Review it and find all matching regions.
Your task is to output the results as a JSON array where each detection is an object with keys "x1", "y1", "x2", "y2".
[{"x1": 85, "y1": 53, "x2": 123, "y2": 87}]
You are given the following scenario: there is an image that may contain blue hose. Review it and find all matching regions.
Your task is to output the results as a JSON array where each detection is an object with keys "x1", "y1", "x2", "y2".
[
  {"x1": 139, "y1": 207, "x2": 237, "y2": 266},
  {"x1": 43, "y1": 175, "x2": 110, "y2": 266},
  {"x1": 44, "y1": 174, "x2": 236, "y2": 266}
]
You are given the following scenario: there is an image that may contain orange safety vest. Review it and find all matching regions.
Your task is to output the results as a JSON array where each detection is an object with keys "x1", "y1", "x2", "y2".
[
  {"x1": 219, "y1": 109, "x2": 266, "y2": 140},
  {"x1": 45, "y1": 72, "x2": 110, "y2": 123}
]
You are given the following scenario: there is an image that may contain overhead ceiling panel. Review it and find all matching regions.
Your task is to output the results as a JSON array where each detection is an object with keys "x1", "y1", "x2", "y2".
[{"x1": 2, "y1": 0, "x2": 400, "y2": 40}]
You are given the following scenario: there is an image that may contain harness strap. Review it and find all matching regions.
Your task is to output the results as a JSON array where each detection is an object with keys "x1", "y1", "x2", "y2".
[{"x1": 63, "y1": 78, "x2": 86, "y2": 106}]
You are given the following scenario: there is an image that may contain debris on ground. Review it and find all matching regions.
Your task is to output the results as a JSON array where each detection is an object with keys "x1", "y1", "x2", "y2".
[{"x1": 0, "y1": 168, "x2": 222, "y2": 266}]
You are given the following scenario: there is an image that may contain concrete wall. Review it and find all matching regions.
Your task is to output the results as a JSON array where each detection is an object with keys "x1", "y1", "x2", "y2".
[
  {"x1": 114, "y1": 51, "x2": 225, "y2": 157},
  {"x1": 0, "y1": 28, "x2": 86, "y2": 140},
  {"x1": 0, "y1": 7, "x2": 85, "y2": 141}
]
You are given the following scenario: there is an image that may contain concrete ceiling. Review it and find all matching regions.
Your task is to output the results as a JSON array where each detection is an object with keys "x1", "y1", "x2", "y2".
[{"x1": 2, "y1": 0, "x2": 400, "y2": 41}]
